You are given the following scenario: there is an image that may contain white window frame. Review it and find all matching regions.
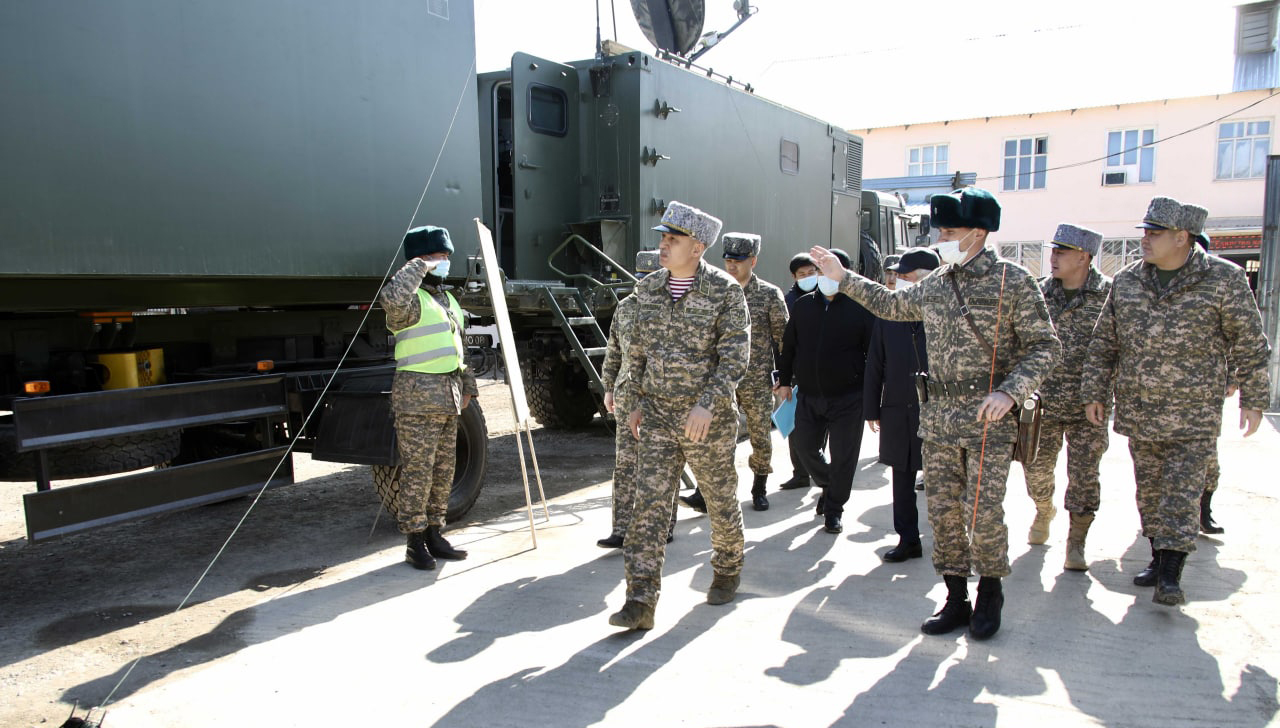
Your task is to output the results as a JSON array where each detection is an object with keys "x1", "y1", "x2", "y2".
[
  {"x1": 906, "y1": 143, "x2": 949, "y2": 177},
  {"x1": 1002, "y1": 136, "x2": 1048, "y2": 191},
  {"x1": 1100, "y1": 238, "x2": 1144, "y2": 276},
  {"x1": 998, "y1": 240, "x2": 1044, "y2": 276},
  {"x1": 1104, "y1": 128, "x2": 1156, "y2": 185},
  {"x1": 1216, "y1": 119, "x2": 1271, "y2": 180}
]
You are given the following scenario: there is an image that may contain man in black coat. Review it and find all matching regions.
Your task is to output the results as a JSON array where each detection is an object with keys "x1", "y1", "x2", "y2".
[
  {"x1": 774, "y1": 248, "x2": 875, "y2": 534},
  {"x1": 778, "y1": 252, "x2": 825, "y2": 491},
  {"x1": 864, "y1": 247, "x2": 940, "y2": 561}
]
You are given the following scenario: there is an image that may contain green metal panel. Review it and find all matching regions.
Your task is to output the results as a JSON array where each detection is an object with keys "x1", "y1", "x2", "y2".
[{"x1": 0, "y1": 0, "x2": 482, "y2": 308}]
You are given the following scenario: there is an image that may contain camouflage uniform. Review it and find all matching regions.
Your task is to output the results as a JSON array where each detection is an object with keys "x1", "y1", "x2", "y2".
[
  {"x1": 380, "y1": 257, "x2": 478, "y2": 533},
  {"x1": 624, "y1": 258, "x2": 750, "y2": 606},
  {"x1": 738, "y1": 274, "x2": 788, "y2": 475},
  {"x1": 1082, "y1": 243, "x2": 1270, "y2": 553},
  {"x1": 601, "y1": 294, "x2": 679, "y2": 538},
  {"x1": 1024, "y1": 267, "x2": 1113, "y2": 514},
  {"x1": 838, "y1": 247, "x2": 1061, "y2": 577}
]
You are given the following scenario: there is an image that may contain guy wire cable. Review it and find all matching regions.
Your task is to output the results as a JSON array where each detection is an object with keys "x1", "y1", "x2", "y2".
[
  {"x1": 97, "y1": 54, "x2": 479, "y2": 711},
  {"x1": 971, "y1": 264, "x2": 1008, "y2": 535}
]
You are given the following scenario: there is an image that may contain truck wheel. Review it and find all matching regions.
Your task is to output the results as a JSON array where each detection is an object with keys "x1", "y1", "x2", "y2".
[
  {"x1": 521, "y1": 357, "x2": 598, "y2": 429},
  {"x1": 370, "y1": 400, "x2": 489, "y2": 524},
  {"x1": 0, "y1": 422, "x2": 181, "y2": 481}
]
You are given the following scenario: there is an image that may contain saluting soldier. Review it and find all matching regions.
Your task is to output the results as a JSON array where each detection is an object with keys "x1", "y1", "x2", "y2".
[
  {"x1": 597, "y1": 251, "x2": 678, "y2": 548},
  {"x1": 1021, "y1": 224, "x2": 1113, "y2": 572},
  {"x1": 682, "y1": 232, "x2": 788, "y2": 513},
  {"x1": 811, "y1": 187, "x2": 1060, "y2": 641},
  {"x1": 608, "y1": 201, "x2": 750, "y2": 631},
  {"x1": 1082, "y1": 196, "x2": 1270, "y2": 606},
  {"x1": 379, "y1": 226, "x2": 476, "y2": 571}
]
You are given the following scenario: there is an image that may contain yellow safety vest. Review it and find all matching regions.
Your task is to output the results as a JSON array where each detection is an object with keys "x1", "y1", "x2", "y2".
[{"x1": 392, "y1": 289, "x2": 466, "y2": 373}]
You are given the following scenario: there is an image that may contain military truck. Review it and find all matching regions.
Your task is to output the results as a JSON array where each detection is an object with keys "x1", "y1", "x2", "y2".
[{"x1": 0, "y1": 0, "x2": 889, "y2": 542}]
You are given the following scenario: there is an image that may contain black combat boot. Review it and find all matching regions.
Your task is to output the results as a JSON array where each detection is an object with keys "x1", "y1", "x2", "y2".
[
  {"x1": 921, "y1": 575, "x2": 972, "y2": 635},
  {"x1": 1133, "y1": 537, "x2": 1159, "y2": 587},
  {"x1": 1153, "y1": 550, "x2": 1188, "y2": 606},
  {"x1": 425, "y1": 525, "x2": 468, "y2": 560},
  {"x1": 969, "y1": 576, "x2": 1004, "y2": 640},
  {"x1": 405, "y1": 531, "x2": 436, "y2": 571},
  {"x1": 1200, "y1": 492, "x2": 1224, "y2": 534},
  {"x1": 597, "y1": 533, "x2": 624, "y2": 549},
  {"x1": 751, "y1": 473, "x2": 770, "y2": 511},
  {"x1": 680, "y1": 489, "x2": 708, "y2": 514}
]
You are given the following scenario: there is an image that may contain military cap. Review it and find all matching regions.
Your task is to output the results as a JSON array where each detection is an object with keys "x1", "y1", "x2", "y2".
[
  {"x1": 887, "y1": 246, "x2": 940, "y2": 273},
  {"x1": 1135, "y1": 196, "x2": 1210, "y2": 246},
  {"x1": 652, "y1": 200, "x2": 723, "y2": 246},
  {"x1": 930, "y1": 187, "x2": 1001, "y2": 232},
  {"x1": 722, "y1": 233, "x2": 761, "y2": 260},
  {"x1": 1049, "y1": 223, "x2": 1103, "y2": 257},
  {"x1": 635, "y1": 249, "x2": 660, "y2": 274},
  {"x1": 789, "y1": 252, "x2": 816, "y2": 273},
  {"x1": 403, "y1": 225, "x2": 453, "y2": 260}
]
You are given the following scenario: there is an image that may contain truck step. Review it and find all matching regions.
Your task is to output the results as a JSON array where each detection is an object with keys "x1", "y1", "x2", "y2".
[
  {"x1": 566, "y1": 317, "x2": 596, "y2": 326},
  {"x1": 582, "y1": 347, "x2": 606, "y2": 357}
]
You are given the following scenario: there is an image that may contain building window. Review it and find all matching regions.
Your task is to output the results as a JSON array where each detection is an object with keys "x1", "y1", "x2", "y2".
[
  {"x1": 1100, "y1": 238, "x2": 1143, "y2": 276},
  {"x1": 780, "y1": 139, "x2": 800, "y2": 175},
  {"x1": 907, "y1": 144, "x2": 948, "y2": 176},
  {"x1": 1002, "y1": 137, "x2": 1047, "y2": 191},
  {"x1": 998, "y1": 241, "x2": 1043, "y2": 276},
  {"x1": 1217, "y1": 120, "x2": 1271, "y2": 179},
  {"x1": 1103, "y1": 128, "x2": 1155, "y2": 185}
]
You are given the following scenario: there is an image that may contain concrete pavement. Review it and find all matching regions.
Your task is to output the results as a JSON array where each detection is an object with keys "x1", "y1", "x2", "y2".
[{"x1": 102, "y1": 405, "x2": 1280, "y2": 727}]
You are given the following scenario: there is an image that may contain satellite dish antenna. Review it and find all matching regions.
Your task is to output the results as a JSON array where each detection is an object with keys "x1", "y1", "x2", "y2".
[{"x1": 630, "y1": 0, "x2": 705, "y2": 56}]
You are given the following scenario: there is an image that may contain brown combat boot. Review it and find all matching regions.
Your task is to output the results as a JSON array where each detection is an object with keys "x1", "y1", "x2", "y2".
[
  {"x1": 608, "y1": 600, "x2": 655, "y2": 630},
  {"x1": 1064, "y1": 511, "x2": 1095, "y2": 571},
  {"x1": 707, "y1": 572, "x2": 741, "y2": 605},
  {"x1": 1028, "y1": 500, "x2": 1056, "y2": 545}
]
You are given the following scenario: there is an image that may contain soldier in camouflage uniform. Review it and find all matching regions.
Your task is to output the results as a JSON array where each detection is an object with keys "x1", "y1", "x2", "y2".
[
  {"x1": 1083, "y1": 196, "x2": 1270, "y2": 607},
  {"x1": 597, "y1": 251, "x2": 678, "y2": 548},
  {"x1": 682, "y1": 232, "x2": 788, "y2": 513},
  {"x1": 1021, "y1": 224, "x2": 1113, "y2": 572},
  {"x1": 812, "y1": 187, "x2": 1061, "y2": 641},
  {"x1": 379, "y1": 226, "x2": 478, "y2": 571},
  {"x1": 608, "y1": 201, "x2": 750, "y2": 631}
]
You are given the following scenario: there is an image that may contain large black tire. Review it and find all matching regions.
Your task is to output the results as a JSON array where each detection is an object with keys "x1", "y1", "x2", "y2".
[
  {"x1": 371, "y1": 401, "x2": 489, "y2": 524},
  {"x1": 520, "y1": 356, "x2": 597, "y2": 429},
  {"x1": 0, "y1": 422, "x2": 181, "y2": 481}
]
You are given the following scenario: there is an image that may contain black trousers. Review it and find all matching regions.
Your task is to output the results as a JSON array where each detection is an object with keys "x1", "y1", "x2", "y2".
[
  {"x1": 788, "y1": 419, "x2": 827, "y2": 479},
  {"x1": 892, "y1": 466, "x2": 921, "y2": 542},
  {"x1": 793, "y1": 389, "x2": 864, "y2": 518}
]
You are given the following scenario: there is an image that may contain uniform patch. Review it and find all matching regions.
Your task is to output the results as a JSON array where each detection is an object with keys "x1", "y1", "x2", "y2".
[{"x1": 1035, "y1": 296, "x2": 1050, "y2": 321}]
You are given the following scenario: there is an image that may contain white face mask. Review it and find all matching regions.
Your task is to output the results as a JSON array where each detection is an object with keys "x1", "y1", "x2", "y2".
[
  {"x1": 797, "y1": 274, "x2": 819, "y2": 292},
  {"x1": 936, "y1": 231, "x2": 975, "y2": 265},
  {"x1": 894, "y1": 278, "x2": 914, "y2": 292},
  {"x1": 428, "y1": 259, "x2": 451, "y2": 278},
  {"x1": 817, "y1": 277, "x2": 841, "y2": 296}
]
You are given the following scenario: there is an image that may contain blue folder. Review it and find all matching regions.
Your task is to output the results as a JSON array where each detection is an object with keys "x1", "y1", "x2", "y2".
[{"x1": 772, "y1": 387, "x2": 797, "y2": 438}]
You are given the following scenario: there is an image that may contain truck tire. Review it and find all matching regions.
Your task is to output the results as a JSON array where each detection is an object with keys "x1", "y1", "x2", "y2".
[
  {"x1": 521, "y1": 357, "x2": 598, "y2": 429},
  {"x1": 0, "y1": 423, "x2": 181, "y2": 481},
  {"x1": 371, "y1": 400, "x2": 488, "y2": 524}
]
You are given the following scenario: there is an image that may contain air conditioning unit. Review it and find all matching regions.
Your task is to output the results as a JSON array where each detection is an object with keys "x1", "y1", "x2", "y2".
[{"x1": 1102, "y1": 171, "x2": 1128, "y2": 186}]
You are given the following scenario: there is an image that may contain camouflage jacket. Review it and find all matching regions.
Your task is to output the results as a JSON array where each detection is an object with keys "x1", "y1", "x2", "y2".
[
  {"x1": 838, "y1": 246, "x2": 1061, "y2": 444},
  {"x1": 626, "y1": 258, "x2": 751, "y2": 415},
  {"x1": 1081, "y1": 245, "x2": 1271, "y2": 441},
  {"x1": 1037, "y1": 267, "x2": 1112, "y2": 422},
  {"x1": 601, "y1": 293, "x2": 639, "y2": 399},
  {"x1": 379, "y1": 257, "x2": 479, "y2": 416},
  {"x1": 741, "y1": 274, "x2": 789, "y2": 391}
]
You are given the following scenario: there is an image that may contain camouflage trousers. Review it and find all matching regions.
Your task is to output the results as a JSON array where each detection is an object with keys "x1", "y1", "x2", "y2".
[
  {"x1": 738, "y1": 382, "x2": 775, "y2": 476},
  {"x1": 392, "y1": 412, "x2": 457, "y2": 533},
  {"x1": 922, "y1": 439, "x2": 1013, "y2": 578},
  {"x1": 1022, "y1": 418, "x2": 1109, "y2": 514},
  {"x1": 625, "y1": 395, "x2": 745, "y2": 606},
  {"x1": 610, "y1": 389, "x2": 678, "y2": 538},
  {"x1": 1129, "y1": 438, "x2": 1214, "y2": 553},
  {"x1": 1204, "y1": 446, "x2": 1219, "y2": 494}
]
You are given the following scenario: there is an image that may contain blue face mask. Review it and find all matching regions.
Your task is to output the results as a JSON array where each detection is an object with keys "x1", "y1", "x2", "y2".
[
  {"x1": 797, "y1": 274, "x2": 819, "y2": 292},
  {"x1": 817, "y1": 277, "x2": 840, "y2": 296},
  {"x1": 429, "y1": 259, "x2": 451, "y2": 278}
]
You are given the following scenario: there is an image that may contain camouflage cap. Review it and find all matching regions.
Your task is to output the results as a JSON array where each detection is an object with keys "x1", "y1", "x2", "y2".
[
  {"x1": 1050, "y1": 223, "x2": 1102, "y2": 257},
  {"x1": 652, "y1": 200, "x2": 723, "y2": 247},
  {"x1": 722, "y1": 233, "x2": 761, "y2": 260},
  {"x1": 1136, "y1": 196, "x2": 1209, "y2": 245},
  {"x1": 635, "y1": 249, "x2": 660, "y2": 274}
]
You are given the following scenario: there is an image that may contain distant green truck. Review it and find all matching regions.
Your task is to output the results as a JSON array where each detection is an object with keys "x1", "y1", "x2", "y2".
[{"x1": 0, "y1": 0, "x2": 916, "y2": 541}]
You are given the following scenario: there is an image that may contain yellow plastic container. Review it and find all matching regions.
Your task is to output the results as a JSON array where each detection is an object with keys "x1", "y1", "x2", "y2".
[{"x1": 95, "y1": 349, "x2": 166, "y2": 389}]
